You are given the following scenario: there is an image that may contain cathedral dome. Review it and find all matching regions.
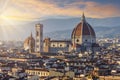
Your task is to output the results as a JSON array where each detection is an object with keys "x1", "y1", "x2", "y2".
[
  {"x1": 24, "y1": 33, "x2": 35, "y2": 51},
  {"x1": 72, "y1": 13, "x2": 96, "y2": 38},
  {"x1": 71, "y1": 13, "x2": 96, "y2": 47}
]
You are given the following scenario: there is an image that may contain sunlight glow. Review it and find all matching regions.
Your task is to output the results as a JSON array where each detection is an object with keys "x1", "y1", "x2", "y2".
[
  {"x1": 0, "y1": 14, "x2": 23, "y2": 40},
  {"x1": 0, "y1": 14, "x2": 15, "y2": 25}
]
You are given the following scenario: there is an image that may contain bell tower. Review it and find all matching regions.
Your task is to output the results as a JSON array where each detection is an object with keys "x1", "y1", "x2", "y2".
[{"x1": 35, "y1": 23, "x2": 43, "y2": 53}]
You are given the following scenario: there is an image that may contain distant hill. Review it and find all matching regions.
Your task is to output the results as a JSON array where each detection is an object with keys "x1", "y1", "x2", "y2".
[
  {"x1": 40, "y1": 17, "x2": 120, "y2": 33},
  {"x1": 0, "y1": 17, "x2": 120, "y2": 40},
  {"x1": 44, "y1": 26, "x2": 120, "y2": 40},
  {"x1": 36, "y1": 17, "x2": 120, "y2": 39}
]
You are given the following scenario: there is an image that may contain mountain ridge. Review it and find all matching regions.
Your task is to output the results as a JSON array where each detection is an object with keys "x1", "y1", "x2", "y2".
[
  {"x1": 0, "y1": 17, "x2": 120, "y2": 40},
  {"x1": 44, "y1": 26, "x2": 120, "y2": 39}
]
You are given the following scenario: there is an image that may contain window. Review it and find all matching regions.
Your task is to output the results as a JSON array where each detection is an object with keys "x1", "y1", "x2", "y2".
[
  {"x1": 36, "y1": 45, "x2": 39, "y2": 48},
  {"x1": 36, "y1": 31, "x2": 39, "y2": 36},
  {"x1": 36, "y1": 39, "x2": 39, "y2": 42},
  {"x1": 76, "y1": 39, "x2": 79, "y2": 42},
  {"x1": 38, "y1": 72, "x2": 40, "y2": 75},
  {"x1": 60, "y1": 44, "x2": 62, "y2": 47},
  {"x1": 67, "y1": 44, "x2": 69, "y2": 47},
  {"x1": 85, "y1": 40, "x2": 87, "y2": 42},
  {"x1": 32, "y1": 72, "x2": 35, "y2": 75},
  {"x1": 53, "y1": 44, "x2": 55, "y2": 47}
]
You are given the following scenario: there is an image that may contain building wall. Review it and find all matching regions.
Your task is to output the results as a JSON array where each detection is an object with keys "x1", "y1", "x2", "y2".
[
  {"x1": 49, "y1": 70, "x2": 63, "y2": 77},
  {"x1": 72, "y1": 36, "x2": 96, "y2": 45},
  {"x1": 43, "y1": 40, "x2": 71, "y2": 53},
  {"x1": 43, "y1": 38, "x2": 50, "y2": 52},
  {"x1": 35, "y1": 24, "x2": 43, "y2": 53},
  {"x1": 82, "y1": 36, "x2": 96, "y2": 43},
  {"x1": 49, "y1": 70, "x2": 74, "y2": 78},
  {"x1": 72, "y1": 36, "x2": 82, "y2": 45},
  {"x1": 25, "y1": 69, "x2": 49, "y2": 77}
]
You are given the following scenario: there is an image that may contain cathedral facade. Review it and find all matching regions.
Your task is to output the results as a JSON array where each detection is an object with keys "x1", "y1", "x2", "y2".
[
  {"x1": 24, "y1": 13, "x2": 99, "y2": 53},
  {"x1": 43, "y1": 38, "x2": 71, "y2": 53}
]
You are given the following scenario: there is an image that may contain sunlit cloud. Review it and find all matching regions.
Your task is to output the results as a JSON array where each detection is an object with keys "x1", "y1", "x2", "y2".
[
  {"x1": 0, "y1": 0, "x2": 120, "y2": 40},
  {"x1": 0, "y1": 0, "x2": 120, "y2": 23}
]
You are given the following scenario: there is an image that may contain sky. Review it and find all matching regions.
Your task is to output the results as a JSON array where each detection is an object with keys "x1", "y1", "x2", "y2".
[
  {"x1": 0, "y1": 0, "x2": 120, "y2": 40},
  {"x1": 0, "y1": 0, "x2": 120, "y2": 23}
]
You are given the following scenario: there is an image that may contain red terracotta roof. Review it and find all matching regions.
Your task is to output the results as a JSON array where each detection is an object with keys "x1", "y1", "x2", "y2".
[
  {"x1": 71, "y1": 14, "x2": 96, "y2": 38},
  {"x1": 72, "y1": 21, "x2": 96, "y2": 37}
]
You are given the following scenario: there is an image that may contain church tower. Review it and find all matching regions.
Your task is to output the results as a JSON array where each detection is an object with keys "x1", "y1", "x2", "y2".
[{"x1": 35, "y1": 23, "x2": 43, "y2": 53}]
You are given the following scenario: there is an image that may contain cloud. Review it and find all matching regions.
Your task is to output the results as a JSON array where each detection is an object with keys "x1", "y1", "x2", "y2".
[
  {"x1": 0, "y1": 0, "x2": 120, "y2": 23},
  {"x1": 0, "y1": 0, "x2": 120, "y2": 40}
]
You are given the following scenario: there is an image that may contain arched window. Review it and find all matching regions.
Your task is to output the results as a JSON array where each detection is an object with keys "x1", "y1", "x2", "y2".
[
  {"x1": 76, "y1": 39, "x2": 79, "y2": 42},
  {"x1": 60, "y1": 44, "x2": 62, "y2": 47},
  {"x1": 53, "y1": 44, "x2": 55, "y2": 47}
]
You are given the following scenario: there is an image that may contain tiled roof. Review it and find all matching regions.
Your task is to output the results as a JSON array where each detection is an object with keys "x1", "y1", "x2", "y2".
[{"x1": 71, "y1": 14, "x2": 96, "y2": 38}]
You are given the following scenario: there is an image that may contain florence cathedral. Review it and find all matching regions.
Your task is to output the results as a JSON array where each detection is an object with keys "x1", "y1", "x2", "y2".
[{"x1": 24, "y1": 13, "x2": 99, "y2": 53}]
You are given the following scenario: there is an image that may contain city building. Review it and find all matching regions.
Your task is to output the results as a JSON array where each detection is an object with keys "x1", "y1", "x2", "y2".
[
  {"x1": 25, "y1": 69, "x2": 49, "y2": 77},
  {"x1": 35, "y1": 23, "x2": 43, "y2": 53},
  {"x1": 42, "y1": 13, "x2": 99, "y2": 53},
  {"x1": 71, "y1": 13, "x2": 98, "y2": 52},
  {"x1": 43, "y1": 38, "x2": 71, "y2": 53},
  {"x1": 24, "y1": 13, "x2": 99, "y2": 54},
  {"x1": 24, "y1": 33, "x2": 35, "y2": 53}
]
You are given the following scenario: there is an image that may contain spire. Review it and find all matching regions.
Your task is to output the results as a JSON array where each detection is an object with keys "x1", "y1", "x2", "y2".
[
  {"x1": 81, "y1": 12, "x2": 86, "y2": 22},
  {"x1": 30, "y1": 32, "x2": 33, "y2": 38}
]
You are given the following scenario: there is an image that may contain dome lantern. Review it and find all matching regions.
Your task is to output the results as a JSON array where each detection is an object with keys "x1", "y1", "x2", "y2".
[{"x1": 81, "y1": 12, "x2": 86, "y2": 22}]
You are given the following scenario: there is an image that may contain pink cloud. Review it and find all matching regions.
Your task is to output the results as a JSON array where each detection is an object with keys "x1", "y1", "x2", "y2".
[{"x1": 1, "y1": 0, "x2": 120, "y2": 22}]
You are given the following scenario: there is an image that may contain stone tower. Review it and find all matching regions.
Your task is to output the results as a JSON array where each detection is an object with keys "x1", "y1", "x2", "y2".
[
  {"x1": 43, "y1": 38, "x2": 51, "y2": 52},
  {"x1": 35, "y1": 23, "x2": 43, "y2": 53}
]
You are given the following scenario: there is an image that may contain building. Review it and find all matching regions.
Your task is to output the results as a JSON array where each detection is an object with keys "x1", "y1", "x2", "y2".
[
  {"x1": 71, "y1": 13, "x2": 97, "y2": 52},
  {"x1": 49, "y1": 70, "x2": 74, "y2": 78},
  {"x1": 43, "y1": 38, "x2": 71, "y2": 53},
  {"x1": 24, "y1": 33, "x2": 35, "y2": 53},
  {"x1": 35, "y1": 23, "x2": 43, "y2": 53},
  {"x1": 43, "y1": 13, "x2": 99, "y2": 53},
  {"x1": 24, "y1": 13, "x2": 99, "y2": 53},
  {"x1": 25, "y1": 69, "x2": 49, "y2": 77}
]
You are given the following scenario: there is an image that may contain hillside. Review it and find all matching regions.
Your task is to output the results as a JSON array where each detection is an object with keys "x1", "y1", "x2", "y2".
[
  {"x1": 44, "y1": 26, "x2": 120, "y2": 39},
  {"x1": 0, "y1": 17, "x2": 120, "y2": 40}
]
